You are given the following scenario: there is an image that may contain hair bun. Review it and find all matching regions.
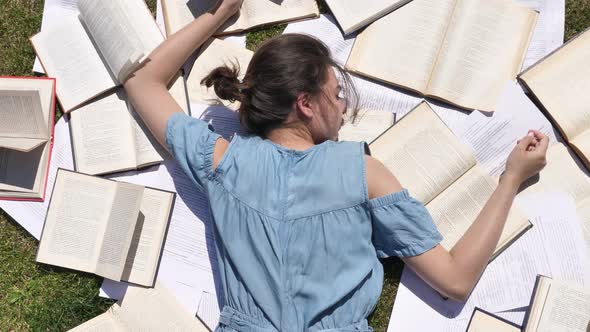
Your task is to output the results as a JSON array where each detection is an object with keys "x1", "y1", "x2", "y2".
[{"x1": 201, "y1": 63, "x2": 242, "y2": 103}]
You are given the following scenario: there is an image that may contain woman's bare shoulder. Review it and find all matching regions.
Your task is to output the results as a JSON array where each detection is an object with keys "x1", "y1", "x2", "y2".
[{"x1": 365, "y1": 155, "x2": 403, "y2": 200}]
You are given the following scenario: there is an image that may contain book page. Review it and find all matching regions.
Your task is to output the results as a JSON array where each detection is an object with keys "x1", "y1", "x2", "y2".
[
  {"x1": 534, "y1": 280, "x2": 590, "y2": 332},
  {"x1": 339, "y1": 109, "x2": 394, "y2": 143},
  {"x1": 186, "y1": 38, "x2": 253, "y2": 110},
  {"x1": 121, "y1": 188, "x2": 174, "y2": 286},
  {"x1": 161, "y1": 0, "x2": 227, "y2": 36},
  {"x1": 78, "y1": 0, "x2": 164, "y2": 83},
  {"x1": 37, "y1": 170, "x2": 117, "y2": 274},
  {"x1": 519, "y1": 143, "x2": 590, "y2": 204},
  {"x1": 33, "y1": 0, "x2": 80, "y2": 74},
  {"x1": 68, "y1": 310, "x2": 124, "y2": 332},
  {"x1": 0, "y1": 143, "x2": 48, "y2": 194},
  {"x1": 467, "y1": 309, "x2": 520, "y2": 332},
  {"x1": 129, "y1": 108, "x2": 167, "y2": 168},
  {"x1": 162, "y1": 0, "x2": 316, "y2": 35},
  {"x1": 426, "y1": 166, "x2": 529, "y2": 254},
  {"x1": 427, "y1": 0, "x2": 537, "y2": 112},
  {"x1": 240, "y1": 0, "x2": 319, "y2": 30},
  {"x1": 575, "y1": 197, "x2": 590, "y2": 266},
  {"x1": 168, "y1": 73, "x2": 190, "y2": 114},
  {"x1": 0, "y1": 90, "x2": 47, "y2": 139},
  {"x1": 0, "y1": 137, "x2": 46, "y2": 152},
  {"x1": 346, "y1": 0, "x2": 457, "y2": 94},
  {"x1": 570, "y1": 129, "x2": 590, "y2": 169},
  {"x1": 30, "y1": 16, "x2": 117, "y2": 112},
  {"x1": 69, "y1": 92, "x2": 138, "y2": 175},
  {"x1": 520, "y1": 29, "x2": 590, "y2": 141},
  {"x1": 0, "y1": 78, "x2": 54, "y2": 134},
  {"x1": 369, "y1": 102, "x2": 476, "y2": 204},
  {"x1": 94, "y1": 182, "x2": 144, "y2": 281},
  {"x1": 112, "y1": 283, "x2": 209, "y2": 331},
  {"x1": 326, "y1": 0, "x2": 410, "y2": 35}
]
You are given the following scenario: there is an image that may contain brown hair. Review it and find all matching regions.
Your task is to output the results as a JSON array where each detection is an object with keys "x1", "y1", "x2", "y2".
[{"x1": 201, "y1": 34, "x2": 358, "y2": 137}]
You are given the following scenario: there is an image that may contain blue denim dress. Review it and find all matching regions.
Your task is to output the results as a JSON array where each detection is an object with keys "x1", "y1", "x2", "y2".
[{"x1": 166, "y1": 113, "x2": 442, "y2": 331}]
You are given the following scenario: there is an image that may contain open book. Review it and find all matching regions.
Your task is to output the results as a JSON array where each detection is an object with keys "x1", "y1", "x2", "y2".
[
  {"x1": 30, "y1": 0, "x2": 169, "y2": 112},
  {"x1": 523, "y1": 275, "x2": 590, "y2": 332},
  {"x1": 518, "y1": 27, "x2": 590, "y2": 169},
  {"x1": 0, "y1": 77, "x2": 56, "y2": 201},
  {"x1": 37, "y1": 169, "x2": 175, "y2": 287},
  {"x1": 325, "y1": 0, "x2": 411, "y2": 35},
  {"x1": 187, "y1": 38, "x2": 253, "y2": 110},
  {"x1": 339, "y1": 109, "x2": 395, "y2": 143},
  {"x1": 370, "y1": 102, "x2": 531, "y2": 257},
  {"x1": 69, "y1": 283, "x2": 209, "y2": 331},
  {"x1": 466, "y1": 308, "x2": 521, "y2": 332},
  {"x1": 69, "y1": 82, "x2": 188, "y2": 175},
  {"x1": 161, "y1": 0, "x2": 319, "y2": 36},
  {"x1": 346, "y1": 0, "x2": 538, "y2": 113}
]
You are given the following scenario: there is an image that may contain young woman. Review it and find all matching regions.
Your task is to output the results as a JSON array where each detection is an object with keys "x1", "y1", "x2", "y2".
[{"x1": 124, "y1": 1, "x2": 549, "y2": 330}]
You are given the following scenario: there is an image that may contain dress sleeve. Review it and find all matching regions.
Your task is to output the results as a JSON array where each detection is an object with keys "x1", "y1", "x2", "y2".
[
  {"x1": 369, "y1": 189, "x2": 442, "y2": 258},
  {"x1": 165, "y1": 112, "x2": 221, "y2": 192}
]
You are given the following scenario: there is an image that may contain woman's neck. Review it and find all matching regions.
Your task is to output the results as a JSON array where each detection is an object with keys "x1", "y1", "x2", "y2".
[{"x1": 266, "y1": 125, "x2": 316, "y2": 152}]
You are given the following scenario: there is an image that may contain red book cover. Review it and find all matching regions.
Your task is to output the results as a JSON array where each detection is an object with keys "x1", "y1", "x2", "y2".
[{"x1": 0, "y1": 76, "x2": 56, "y2": 202}]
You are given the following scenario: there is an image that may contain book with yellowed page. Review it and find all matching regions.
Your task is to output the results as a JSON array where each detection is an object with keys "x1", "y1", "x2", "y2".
[
  {"x1": 68, "y1": 283, "x2": 209, "y2": 332},
  {"x1": 465, "y1": 308, "x2": 521, "y2": 332},
  {"x1": 186, "y1": 38, "x2": 254, "y2": 110},
  {"x1": 518, "y1": 27, "x2": 590, "y2": 170},
  {"x1": 0, "y1": 76, "x2": 56, "y2": 201},
  {"x1": 37, "y1": 169, "x2": 175, "y2": 287},
  {"x1": 68, "y1": 79, "x2": 189, "y2": 176},
  {"x1": 346, "y1": 0, "x2": 538, "y2": 113},
  {"x1": 522, "y1": 275, "x2": 590, "y2": 332},
  {"x1": 161, "y1": 0, "x2": 319, "y2": 36},
  {"x1": 325, "y1": 0, "x2": 412, "y2": 35},
  {"x1": 369, "y1": 102, "x2": 531, "y2": 258},
  {"x1": 30, "y1": 0, "x2": 187, "y2": 113}
]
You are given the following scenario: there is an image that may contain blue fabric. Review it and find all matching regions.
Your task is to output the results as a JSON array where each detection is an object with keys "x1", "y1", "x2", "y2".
[{"x1": 165, "y1": 113, "x2": 442, "y2": 332}]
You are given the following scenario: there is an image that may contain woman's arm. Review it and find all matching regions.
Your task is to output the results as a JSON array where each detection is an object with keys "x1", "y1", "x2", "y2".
[
  {"x1": 123, "y1": 0, "x2": 242, "y2": 148},
  {"x1": 367, "y1": 131, "x2": 549, "y2": 301}
]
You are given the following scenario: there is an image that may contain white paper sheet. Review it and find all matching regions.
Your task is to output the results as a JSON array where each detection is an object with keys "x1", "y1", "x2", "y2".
[
  {"x1": 0, "y1": 118, "x2": 74, "y2": 239},
  {"x1": 284, "y1": 14, "x2": 356, "y2": 66},
  {"x1": 515, "y1": 0, "x2": 565, "y2": 70},
  {"x1": 387, "y1": 192, "x2": 590, "y2": 331},
  {"x1": 455, "y1": 82, "x2": 559, "y2": 176}
]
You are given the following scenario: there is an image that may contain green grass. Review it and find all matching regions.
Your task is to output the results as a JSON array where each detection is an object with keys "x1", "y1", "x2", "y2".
[{"x1": 0, "y1": 0, "x2": 589, "y2": 331}]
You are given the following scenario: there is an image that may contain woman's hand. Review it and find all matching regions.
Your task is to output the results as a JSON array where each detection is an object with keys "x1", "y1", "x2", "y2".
[{"x1": 503, "y1": 130, "x2": 549, "y2": 184}]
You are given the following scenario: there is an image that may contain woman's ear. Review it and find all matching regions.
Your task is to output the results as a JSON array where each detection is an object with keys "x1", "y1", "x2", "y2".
[{"x1": 295, "y1": 92, "x2": 314, "y2": 120}]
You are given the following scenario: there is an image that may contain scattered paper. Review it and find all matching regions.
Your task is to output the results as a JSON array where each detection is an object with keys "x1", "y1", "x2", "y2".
[{"x1": 387, "y1": 192, "x2": 590, "y2": 331}]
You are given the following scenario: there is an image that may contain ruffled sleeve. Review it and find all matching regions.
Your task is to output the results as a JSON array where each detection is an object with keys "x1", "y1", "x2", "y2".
[
  {"x1": 369, "y1": 189, "x2": 442, "y2": 258},
  {"x1": 165, "y1": 112, "x2": 221, "y2": 192}
]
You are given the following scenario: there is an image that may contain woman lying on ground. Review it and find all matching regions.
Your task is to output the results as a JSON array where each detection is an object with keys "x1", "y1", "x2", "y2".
[{"x1": 123, "y1": 0, "x2": 549, "y2": 330}]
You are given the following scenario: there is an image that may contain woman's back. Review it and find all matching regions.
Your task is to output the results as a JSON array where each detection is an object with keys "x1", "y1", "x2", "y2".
[{"x1": 166, "y1": 112, "x2": 440, "y2": 331}]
